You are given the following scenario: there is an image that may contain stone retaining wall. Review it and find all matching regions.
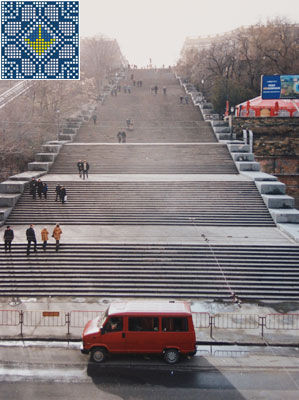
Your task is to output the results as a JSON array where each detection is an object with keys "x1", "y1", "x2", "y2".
[{"x1": 233, "y1": 117, "x2": 299, "y2": 208}]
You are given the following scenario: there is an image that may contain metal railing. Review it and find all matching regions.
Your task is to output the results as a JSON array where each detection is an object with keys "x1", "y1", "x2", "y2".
[
  {"x1": 0, "y1": 81, "x2": 32, "y2": 109},
  {"x1": 0, "y1": 310, "x2": 298, "y2": 339}
]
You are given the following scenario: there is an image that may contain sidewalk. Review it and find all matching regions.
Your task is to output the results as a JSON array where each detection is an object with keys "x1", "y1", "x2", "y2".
[{"x1": 0, "y1": 345, "x2": 299, "y2": 372}]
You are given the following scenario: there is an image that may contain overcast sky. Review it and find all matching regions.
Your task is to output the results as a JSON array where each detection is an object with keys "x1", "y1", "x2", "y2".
[{"x1": 80, "y1": 0, "x2": 299, "y2": 67}]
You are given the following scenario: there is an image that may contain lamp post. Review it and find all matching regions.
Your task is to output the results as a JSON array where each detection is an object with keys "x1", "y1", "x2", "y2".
[{"x1": 56, "y1": 109, "x2": 60, "y2": 142}]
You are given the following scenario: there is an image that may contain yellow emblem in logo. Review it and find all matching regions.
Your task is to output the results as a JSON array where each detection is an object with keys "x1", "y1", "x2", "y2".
[{"x1": 25, "y1": 25, "x2": 55, "y2": 55}]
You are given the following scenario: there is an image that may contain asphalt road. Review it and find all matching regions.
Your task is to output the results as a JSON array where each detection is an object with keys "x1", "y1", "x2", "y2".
[{"x1": 0, "y1": 346, "x2": 298, "y2": 400}]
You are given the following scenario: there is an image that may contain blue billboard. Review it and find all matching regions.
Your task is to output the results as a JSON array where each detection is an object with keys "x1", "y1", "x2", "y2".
[{"x1": 261, "y1": 75, "x2": 299, "y2": 99}]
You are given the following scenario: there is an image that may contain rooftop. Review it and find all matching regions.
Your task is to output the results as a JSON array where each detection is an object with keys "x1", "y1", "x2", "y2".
[{"x1": 108, "y1": 300, "x2": 191, "y2": 316}]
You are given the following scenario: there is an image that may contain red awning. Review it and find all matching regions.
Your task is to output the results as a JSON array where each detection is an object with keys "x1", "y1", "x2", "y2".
[{"x1": 236, "y1": 96, "x2": 299, "y2": 117}]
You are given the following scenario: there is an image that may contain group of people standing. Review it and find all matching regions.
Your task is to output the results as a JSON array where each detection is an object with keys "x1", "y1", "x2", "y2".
[
  {"x1": 3, "y1": 224, "x2": 63, "y2": 254},
  {"x1": 117, "y1": 131, "x2": 126, "y2": 143},
  {"x1": 180, "y1": 95, "x2": 189, "y2": 104},
  {"x1": 77, "y1": 160, "x2": 90, "y2": 179},
  {"x1": 29, "y1": 178, "x2": 48, "y2": 200},
  {"x1": 133, "y1": 80, "x2": 142, "y2": 87}
]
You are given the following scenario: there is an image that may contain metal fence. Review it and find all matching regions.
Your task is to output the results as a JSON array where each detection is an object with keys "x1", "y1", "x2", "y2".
[{"x1": 0, "y1": 310, "x2": 298, "y2": 339}]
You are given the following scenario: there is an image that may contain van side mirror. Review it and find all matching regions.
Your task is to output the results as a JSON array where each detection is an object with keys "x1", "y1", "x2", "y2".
[{"x1": 100, "y1": 328, "x2": 105, "y2": 335}]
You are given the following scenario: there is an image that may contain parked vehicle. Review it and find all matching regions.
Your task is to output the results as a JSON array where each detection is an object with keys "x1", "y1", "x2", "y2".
[{"x1": 81, "y1": 300, "x2": 196, "y2": 364}]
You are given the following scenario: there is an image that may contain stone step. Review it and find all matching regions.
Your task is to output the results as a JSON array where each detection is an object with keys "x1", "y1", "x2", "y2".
[
  {"x1": 6, "y1": 181, "x2": 274, "y2": 226},
  {"x1": 214, "y1": 126, "x2": 231, "y2": 133},
  {"x1": 41, "y1": 144, "x2": 62, "y2": 153},
  {"x1": 255, "y1": 181, "x2": 286, "y2": 195},
  {"x1": 35, "y1": 153, "x2": 57, "y2": 162},
  {"x1": 231, "y1": 153, "x2": 255, "y2": 162},
  {"x1": 235, "y1": 161, "x2": 261, "y2": 172},
  {"x1": 28, "y1": 162, "x2": 52, "y2": 172},
  {"x1": 49, "y1": 143, "x2": 237, "y2": 174},
  {"x1": 0, "y1": 244, "x2": 298, "y2": 299},
  {"x1": 0, "y1": 180, "x2": 28, "y2": 194},
  {"x1": 0, "y1": 193, "x2": 21, "y2": 207},
  {"x1": 262, "y1": 195, "x2": 295, "y2": 209},
  {"x1": 8, "y1": 171, "x2": 46, "y2": 181},
  {"x1": 227, "y1": 144, "x2": 250, "y2": 153},
  {"x1": 270, "y1": 209, "x2": 299, "y2": 224}
]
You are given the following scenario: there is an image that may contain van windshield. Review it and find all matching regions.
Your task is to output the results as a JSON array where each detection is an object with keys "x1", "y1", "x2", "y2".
[{"x1": 97, "y1": 309, "x2": 108, "y2": 328}]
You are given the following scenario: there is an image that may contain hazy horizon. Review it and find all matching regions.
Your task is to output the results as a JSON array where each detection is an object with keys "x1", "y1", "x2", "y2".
[{"x1": 80, "y1": 0, "x2": 299, "y2": 67}]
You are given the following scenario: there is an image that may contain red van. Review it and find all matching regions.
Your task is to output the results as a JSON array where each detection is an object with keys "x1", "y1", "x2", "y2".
[{"x1": 81, "y1": 300, "x2": 196, "y2": 364}]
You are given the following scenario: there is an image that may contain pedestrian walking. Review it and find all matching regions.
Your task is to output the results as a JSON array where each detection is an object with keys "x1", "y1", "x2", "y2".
[
  {"x1": 60, "y1": 186, "x2": 67, "y2": 204},
  {"x1": 52, "y1": 224, "x2": 62, "y2": 252},
  {"x1": 55, "y1": 184, "x2": 61, "y2": 202},
  {"x1": 126, "y1": 118, "x2": 131, "y2": 128},
  {"x1": 92, "y1": 114, "x2": 97, "y2": 125},
  {"x1": 117, "y1": 131, "x2": 122, "y2": 143},
  {"x1": 42, "y1": 182, "x2": 48, "y2": 199},
  {"x1": 185, "y1": 95, "x2": 189, "y2": 104},
  {"x1": 77, "y1": 160, "x2": 83, "y2": 178},
  {"x1": 180, "y1": 95, "x2": 184, "y2": 104},
  {"x1": 26, "y1": 224, "x2": 37, "y2": 255},
  {"x1": 121, "y1": 131, "x2": 127, "y2": 143},
  {"x1": 163, "y1": 87, "x2": 167, "y2": 95},
  {"x1": 154, "y1": 85, "x2": 158, "y2": 95},
  {"x1": 4, "y1": 225, "x2": 14, "y2": 253},
  {"x1": 127, "y1": 86, "x2": 131, "y2": 94},
  {"x1": 41, "y1": 227, "x2": 49, "y2": 252},
  {"x1": 29, "y1": 178, "x2": 37, "y2": 200},
  {"x1": 82, "y1": 160, "x2": 89, "y2": 180}
]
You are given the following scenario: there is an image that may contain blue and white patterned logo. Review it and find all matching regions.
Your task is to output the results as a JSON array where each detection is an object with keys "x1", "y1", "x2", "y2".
[{"x1": 1, "y1": 1, "x2": 79, "y2": 79}]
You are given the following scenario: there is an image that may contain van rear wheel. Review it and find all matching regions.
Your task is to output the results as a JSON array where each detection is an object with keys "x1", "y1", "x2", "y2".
[
  {"x1": 91, "y1": 347, "x2": 107, "y2": 363},
  {"x1": 164, "y1": 348, "x2": 180, "y2": 364}
]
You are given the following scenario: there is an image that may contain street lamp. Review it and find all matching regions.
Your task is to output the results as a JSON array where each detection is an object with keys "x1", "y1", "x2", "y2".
[{"x1": 56, "y1": 109, "x2": 60, "y2": 141}]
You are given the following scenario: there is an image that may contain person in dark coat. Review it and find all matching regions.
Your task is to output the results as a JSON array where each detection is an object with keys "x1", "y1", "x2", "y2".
[
  {"x1": 26, "y1": 224, "x2": 37, "y2": 255},
  {"x1": 55, "y1": 184, "x2": 61, "y2": 202},
  {"x1": 121, "y1": 131, "x2": 126, "y2": 143},
  {"x1": 60, "y1": 186, "x2": 66, "y2": 204},
  {"x1": 117, "y1": 131, "x2": 122, "y2": 143},
  {"x1": 42, "y1": 182, "x2": 48, "y2": 199},
  {"x1": 4, "y1": 225, "x2": 14, "y2": 253},
  {"x1": 82, "y1": 160, "x2": 89, "y2": 180},
  {"x1": 29, "y1": 178, "x2": 37, "y2": 200},
  {"x1": 92, "y1": 114, "x2": 97, "y2": 125},
  {"x1": 77, "y1": 160, "x2": 83, "y2": 178},
  {"x1": 37, "y1": 179, "x2": 43, "y2": 199}
]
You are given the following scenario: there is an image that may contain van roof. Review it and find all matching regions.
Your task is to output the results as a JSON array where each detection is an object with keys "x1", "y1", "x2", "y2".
[{"x1": 108, "y1": 300, "x2": 191, "y2": 316}]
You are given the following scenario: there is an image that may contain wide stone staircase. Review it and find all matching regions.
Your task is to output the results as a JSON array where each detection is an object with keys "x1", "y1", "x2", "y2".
[
  {"x1": 1, "y1": 68, "x2": 298, "y2": 301},
  {"x1": 7, "y1": 181, "x2": 274, "y2": 226},
  {"x1": 49, "y1": 143, "x2": 237, "y2": 174},
  {"x1": 1, "y1": 244, "x2": 298, "y2": 300}
]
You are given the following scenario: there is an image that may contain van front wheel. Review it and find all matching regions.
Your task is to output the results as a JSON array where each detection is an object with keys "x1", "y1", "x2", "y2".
[
  {"x1": 91, "y1": 347, "x2": 107, "y2": 363},
  {"x1": 164, "y1": 348, "x2": 180, "y2": 364}
]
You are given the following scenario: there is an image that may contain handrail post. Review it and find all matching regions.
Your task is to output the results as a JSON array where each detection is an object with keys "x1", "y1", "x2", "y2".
[
  {"x1": 209, "y1": 316, "x2": 214, "y2": 338},
  {"x1": 259, "y1": 316, "x2": 266, "y2": 338},
  {"x1": 66, "y1": 312, "x2": 70, "y2": 337},
  {"x1": 19, "y1": 310, "x2": 23, "y2": 337}
]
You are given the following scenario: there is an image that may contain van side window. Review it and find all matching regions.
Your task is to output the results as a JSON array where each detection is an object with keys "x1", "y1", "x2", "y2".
[
  {"x1": 162, "y1": 317, "x2": 188, "y2": 332},
  {"x1": 128, "y1": 317, "x2": 159, "y2": 331},
  {"x1": 104, "y1": 317, "x2": 123, "y2": 332}
]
